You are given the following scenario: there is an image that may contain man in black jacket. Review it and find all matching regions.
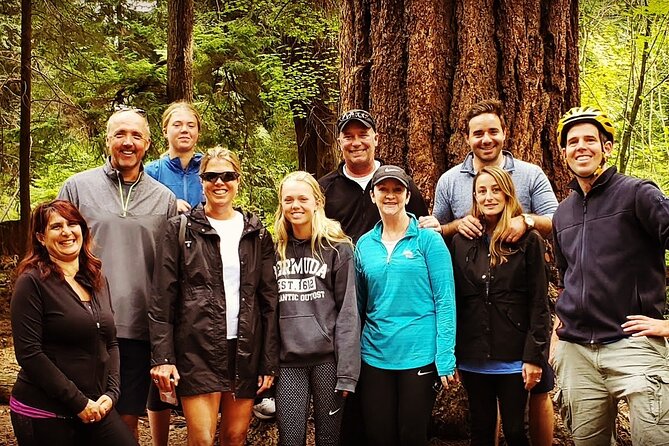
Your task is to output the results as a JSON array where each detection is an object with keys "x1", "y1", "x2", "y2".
[
  {"x1": 551, "y1": 106, "x2": 669, "y2": 446},
  {"x1": 319, "y1": 109, "x2": 429, "y2": 243},
  {"x1": 318, "y1": 109, "x2": 430, "y2": 445}
]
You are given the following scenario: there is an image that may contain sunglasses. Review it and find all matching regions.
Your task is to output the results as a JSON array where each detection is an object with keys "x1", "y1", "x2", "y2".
[
  {"x1": 113, "y1": 104, "x2": 146, "y2": 116},
  {"x1": 200, "y1": 171, "x2": 240, "y2": 183}
]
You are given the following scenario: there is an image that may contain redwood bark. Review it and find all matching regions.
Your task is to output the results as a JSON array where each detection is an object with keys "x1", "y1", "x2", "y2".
[{"x1": 339, "y1": 0, "x2": 578, "y2": 204}]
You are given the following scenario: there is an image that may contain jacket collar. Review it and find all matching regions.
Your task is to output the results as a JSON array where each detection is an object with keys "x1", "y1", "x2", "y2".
[
  {"x1": 102, "y1": 156, "x2": 145, "y2": 184},
  {"x1": 163, "y1": 152, "x2": 203, "y2": 174},
  {"x1": 187, "y1": 204, "x2": 264, "y2": 235},
  {"x1": 336, "y1": 158, "x2": 386, "y2": 177},
  {"x1": 460, "y1": 150, "x2": 516, "y2": 176},
  {"x1": 370, "y1": 213, "x2": 419, "y2": 239},
  {"x1": 568, "y1": 166, "x2": 617, "y2": 196}
]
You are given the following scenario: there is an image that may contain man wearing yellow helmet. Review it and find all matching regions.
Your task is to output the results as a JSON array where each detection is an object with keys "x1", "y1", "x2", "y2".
[
  {"x1": 555, "y1": 106, "x2": 616, "y2": 183},
  {"x1": 551, "y1": 106, "x2": 669, "y2": 445}
]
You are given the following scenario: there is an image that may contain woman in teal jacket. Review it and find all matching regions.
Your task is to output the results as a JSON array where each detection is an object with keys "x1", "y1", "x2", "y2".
[{"x1": 355, "y1": 165, "x2": 456, "y2": 446}]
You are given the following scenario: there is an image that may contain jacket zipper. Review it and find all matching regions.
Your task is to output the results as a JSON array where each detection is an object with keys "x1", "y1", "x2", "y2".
[
  {"x1": 116, "y1": 174, "x2": 141, "y2": 217},
  {"x1": 231, "y1": 218, "x2": 258, "y2": 399},
  {"x1": 383, "y1": 233, "x2": 407, "y2": 264},
  {"x1": 70, "y1": 281, "x2": 101, "y2": 391},
  {"x1": 484, "y1": 257, "x2": 492, "y2": 358},
  {"x1": 91, "y1": 295, "x2": 101, "y2": 390},
  {"x1": 578, "y1": 196, "x2": 594, "y2": 343}
]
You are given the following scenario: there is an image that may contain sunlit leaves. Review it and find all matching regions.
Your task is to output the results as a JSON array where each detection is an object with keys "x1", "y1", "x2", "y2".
[{"x1": 580, "y1": 0, "x2": 669, "y2": 190}]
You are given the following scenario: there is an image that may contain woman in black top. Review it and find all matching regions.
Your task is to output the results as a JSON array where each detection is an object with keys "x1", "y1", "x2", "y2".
[
  {"x1": 149, "y1": 147, "x2": 279, "y2": 446},
  {"x1": 10, "y1": 200, "x2": 136, "y2": 445},
  {"x1": 450, "y1": 167, "x2": 550, "y2": 446}
]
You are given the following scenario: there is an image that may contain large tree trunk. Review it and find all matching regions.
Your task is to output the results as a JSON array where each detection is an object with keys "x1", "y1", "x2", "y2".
[
  {"x1": 339, "y1": 0, "x2": 578, "y2": 206},
  {"x1": 167, "y1": 0, "x2": 194, "y2": 102}
]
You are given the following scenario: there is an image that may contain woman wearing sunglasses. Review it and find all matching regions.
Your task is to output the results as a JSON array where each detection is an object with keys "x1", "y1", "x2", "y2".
[{"x1": 149, "y1": 146, "x2": 279, "y2": 446}]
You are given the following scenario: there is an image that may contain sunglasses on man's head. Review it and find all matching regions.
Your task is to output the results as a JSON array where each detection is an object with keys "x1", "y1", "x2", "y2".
[
  {"x1": 200, "y1": 171, "x2": 240, "y2": 183},
  {"x1": 113, "y1": 104, "x2": 146, "y2": 116}
]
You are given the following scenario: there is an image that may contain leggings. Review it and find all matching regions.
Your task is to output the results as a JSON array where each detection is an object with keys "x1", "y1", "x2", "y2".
[
  {"x1": 276, "y1": 361, "x2": 344, "y2": 446},
  {"x1": 359, "y1": 361, "x2": 439, "y2": 446},
  {"x1": 10, "y1": 409, "x2": 137, "y2": 446},
  {"x1": 459, "y1": 370, "x2": 529, "y2": 446}
]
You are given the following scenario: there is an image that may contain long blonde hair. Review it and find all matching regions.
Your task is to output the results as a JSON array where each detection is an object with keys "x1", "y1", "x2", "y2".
[
  {"x1": 471, "y1": 166, "x2": 523, "y2": 266},
  {"x1": 274, "y1": 171, "x2": 352, "y2": 262}
]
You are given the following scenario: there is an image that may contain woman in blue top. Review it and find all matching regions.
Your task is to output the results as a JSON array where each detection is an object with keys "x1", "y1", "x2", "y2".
[
  {"x1": 450, "y1": 166, "x2": 550, "y2": 446},
  {"x1": 144, "y1": 101, "x2": 204, "y2": 445},
  {"x1": 355, "y1": 165, "x2": 456, "y2": 446},
  {"x1": 145, "y1": 101, "x2": 204, "y2": 214}
]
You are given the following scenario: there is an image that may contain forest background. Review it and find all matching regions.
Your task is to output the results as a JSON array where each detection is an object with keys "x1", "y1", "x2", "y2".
[
  {"x1": 0, "y1": 1, "x2": 667, "y2": 444},
  {"x1": 0, "y1": 0, "x2": 668, "y2": 232}
]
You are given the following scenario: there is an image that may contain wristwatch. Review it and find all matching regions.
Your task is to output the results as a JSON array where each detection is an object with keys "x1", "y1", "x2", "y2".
[{"x1": 522, "y1": 214, "x2": 535, "y2": 230}]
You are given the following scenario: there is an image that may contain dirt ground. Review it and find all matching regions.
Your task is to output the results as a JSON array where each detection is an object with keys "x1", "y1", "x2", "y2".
[{"x1": 0, "y1": 257, "x2": 632, "y2": 445}]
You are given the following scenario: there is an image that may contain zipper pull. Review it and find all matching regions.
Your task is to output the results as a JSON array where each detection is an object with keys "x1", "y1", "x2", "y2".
[{"x1": 96, "y1": 322, "x2": 100, "y2": 329}]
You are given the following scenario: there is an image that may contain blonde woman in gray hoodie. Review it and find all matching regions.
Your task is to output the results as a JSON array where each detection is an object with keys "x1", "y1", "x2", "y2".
[{"x1": 273, "y1": 171, "x2": 361, "y2": 446}]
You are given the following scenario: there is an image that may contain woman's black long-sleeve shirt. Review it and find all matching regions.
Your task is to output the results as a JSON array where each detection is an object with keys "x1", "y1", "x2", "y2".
[{"x1": 10, "y1": 268, "x2": 120, "y2": 416}]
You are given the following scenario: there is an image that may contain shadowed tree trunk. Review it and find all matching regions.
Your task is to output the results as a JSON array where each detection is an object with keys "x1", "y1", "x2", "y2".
[
  {"x1": 619, "y1": 12, "x2": 652, "y2": 174},
  {"x1": 340, "y1": 0, "x2": 578, "y2": 206},
  {"x1": 293, "y1": 100, "x2": 338, "y2": 178},
  {"x1": 19, "y1": 0, "x2": 31, "y2": 255},
  {"x1": 167, "y1": 0, "x2": 194, "y2": 102}
]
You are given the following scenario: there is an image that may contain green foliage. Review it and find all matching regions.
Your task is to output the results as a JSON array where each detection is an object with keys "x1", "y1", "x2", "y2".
[
  {"x1": 580, "y1": 0, "x2": 669, "y2": 191},
  {"x1": 0, "y1": 0, "x2": 346, "y2": 224}
]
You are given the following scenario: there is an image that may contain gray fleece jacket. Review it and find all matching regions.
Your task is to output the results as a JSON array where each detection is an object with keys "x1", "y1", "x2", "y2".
[
  {"x1": 58, "y1": 158, "x2": 177, "y2": 340},
  {"x1": 274, "y1": 238, "x2": 361, "y2": 392}
]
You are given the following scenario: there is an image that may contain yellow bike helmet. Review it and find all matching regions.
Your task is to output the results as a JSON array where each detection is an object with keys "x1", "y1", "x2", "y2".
[{"x1": 556, "y1": 107, "x2": 615, "y2": 148}]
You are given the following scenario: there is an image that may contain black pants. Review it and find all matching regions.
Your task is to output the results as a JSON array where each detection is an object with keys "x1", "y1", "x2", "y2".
[
  {"x1": 11, "y1": 409, "x2": 137, "y2": 446},
  {"x1": 359, "y1": 361, "x2": 438, "y2": 446},
  {"x1": 459, "y1": 371, "x2": 529, "y2": 446},
  {"x1": 339, "y1": 387, "x2": 366, "y2": 446},
  {"x1": 276, "y1": 362, "x2": 344, "y2": 446}
]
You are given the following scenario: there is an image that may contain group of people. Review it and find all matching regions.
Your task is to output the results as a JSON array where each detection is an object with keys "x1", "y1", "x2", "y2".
[{"x1": 8, "y1": 98, "x2": 669, "y2": 446}]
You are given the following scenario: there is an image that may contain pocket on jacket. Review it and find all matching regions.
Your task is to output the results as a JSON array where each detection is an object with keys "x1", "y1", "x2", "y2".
[
  {"x1": 279, "y1": 315, "x2": 333, "y2": 362},
  {"x1": 504, "y1": 307, "x2": 529, "y2": 332},
  {"x1": 182, "y1": 285, "x2": 213, "y2": 302}
]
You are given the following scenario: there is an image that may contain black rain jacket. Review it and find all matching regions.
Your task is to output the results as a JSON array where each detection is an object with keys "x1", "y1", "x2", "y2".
[
  {"x1": 149, "y1": 205, "x2": 279, "y2": 398},
  {"x1": 450, "y1": 230, "x2": 550, "y2": 365}
]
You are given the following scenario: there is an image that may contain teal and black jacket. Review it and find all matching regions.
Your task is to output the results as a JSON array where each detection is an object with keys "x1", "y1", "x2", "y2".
[{"x1": 355, "y1": 215, "x2": 456, "y2": 377}]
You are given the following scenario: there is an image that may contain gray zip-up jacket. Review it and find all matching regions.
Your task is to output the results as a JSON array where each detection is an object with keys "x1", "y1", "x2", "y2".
[
  {"x1": 58, "y1": 158, "x2": 177, "y2": 340},
  {"x1": 274, "y1": 238, "x2": 361, "y2": 392}
]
